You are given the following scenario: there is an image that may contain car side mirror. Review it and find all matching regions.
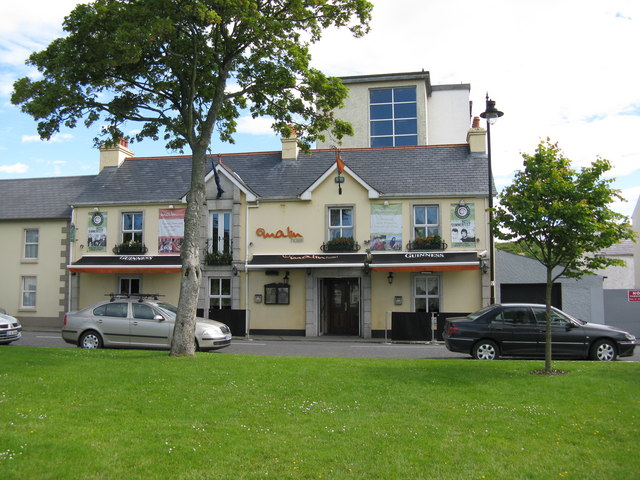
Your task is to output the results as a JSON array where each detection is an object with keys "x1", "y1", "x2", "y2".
[
  {"x1": 154, "y1": 315, "x2": 165, "y2": 322},
  {"x1": 565, "y1": 322, "x2": 575, "y2": 331}
]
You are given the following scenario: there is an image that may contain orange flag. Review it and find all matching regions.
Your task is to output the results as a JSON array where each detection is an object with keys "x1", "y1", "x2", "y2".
[{"x1": 336, "y1": 151, "x2": 345, "y2": 173}]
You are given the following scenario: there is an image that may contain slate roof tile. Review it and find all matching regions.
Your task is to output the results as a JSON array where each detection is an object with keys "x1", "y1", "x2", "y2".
[
  {"x1": 0, "y1": 175, "x2": 95, "y2": 219},
  {"x1": 2, "y1": 145, "x2": 491, "y2": 218}
]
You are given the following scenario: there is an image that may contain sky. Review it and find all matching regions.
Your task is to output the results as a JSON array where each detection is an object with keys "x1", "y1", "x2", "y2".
[{"x1": 1, "y1": 0, "x2": 639, "y2": 218}]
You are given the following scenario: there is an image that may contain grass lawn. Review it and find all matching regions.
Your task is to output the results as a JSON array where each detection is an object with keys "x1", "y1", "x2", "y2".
[{"x1": 1, "y1": 347, "x2": 638, "y2": 479}]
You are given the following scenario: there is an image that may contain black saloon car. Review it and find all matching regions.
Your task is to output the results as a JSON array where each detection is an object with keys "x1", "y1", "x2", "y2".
[{"x1": 443, "y1": 304, "x2": 637, "y2": 361}]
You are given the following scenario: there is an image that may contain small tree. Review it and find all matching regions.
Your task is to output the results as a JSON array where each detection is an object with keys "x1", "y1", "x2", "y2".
[
  {"x1": 11, "y1": 0, "x2": 372, "y2": 356},
  {"x1": 493, "y1": 139, "x2": 635, "y2": 373}
]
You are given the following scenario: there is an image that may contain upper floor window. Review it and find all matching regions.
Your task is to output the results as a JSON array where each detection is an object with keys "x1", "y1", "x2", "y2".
[
  {"x1": 122, "y1": 212, "x2": 143, "y2": 244},
  {"x1": 413, "y1": 205, "x2": 439, "y2": 239},
  {"x1": 328, "y1": 207, "x2": 353, "y2": 240},
  {"x1": 21, "y1": 276, "x2": 37, "y2": 309},
  {"x1": 24, "y1": 228, "x2": 39, "y2": 260},
  {"x1": 370, "y1": 87, "x2": 417, "y2": 147},
  {"x1": 210, "y1": 212, "x2": 232, "y2": 254}
]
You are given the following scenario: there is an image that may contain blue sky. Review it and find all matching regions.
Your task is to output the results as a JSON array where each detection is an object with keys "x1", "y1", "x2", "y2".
[{"x1": 1, "y1": 0, "x2": 639, "y2": 218}]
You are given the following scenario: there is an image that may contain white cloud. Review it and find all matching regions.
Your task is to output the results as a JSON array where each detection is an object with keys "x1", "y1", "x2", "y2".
[
  {"x1": 612, "y1": 186, "x2": 640, "y2": 218},
  {"x1": 0, "y1": 162, "x2": 28, "y2": 174},
  {"x1": 236, "y1": 116, "x2": 274, "y2": 136},
  {"x1": 21, "y1": 133, "x2": 74, "y2": 143}
]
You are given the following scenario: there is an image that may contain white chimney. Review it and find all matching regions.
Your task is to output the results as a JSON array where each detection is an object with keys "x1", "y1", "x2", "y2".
[
  {"x1": 466, "y1": 117, "x2": 486, "y2": 154},
  {"x1": 281, "y1": 126, "x2": 299, "y2": 161},
  {"x1": 99, "y1": 138, "x2": 134, "y2": 171}
]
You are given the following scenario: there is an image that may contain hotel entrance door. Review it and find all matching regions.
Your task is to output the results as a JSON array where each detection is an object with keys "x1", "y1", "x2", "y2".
[{"x1": 323, "y1": 278, "x2": 360, "y2": 336}]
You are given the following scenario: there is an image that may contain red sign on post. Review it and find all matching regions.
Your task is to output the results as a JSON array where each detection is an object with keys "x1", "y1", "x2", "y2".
[{"x1": 628, "y1": 290, "x2": 640, "y2": 302}]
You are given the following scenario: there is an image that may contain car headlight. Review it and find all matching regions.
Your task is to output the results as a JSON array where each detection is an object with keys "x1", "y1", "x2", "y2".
[
  {"x1": 625, "y1": 333, "x2": 636, "y2": 341},
  {"x1": 201, "y1": 327, "x2": 223, "y2": 339}
]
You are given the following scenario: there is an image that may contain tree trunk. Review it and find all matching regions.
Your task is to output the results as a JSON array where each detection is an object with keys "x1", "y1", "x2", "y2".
[
  {"x1": 544, "y1": 266, "x2": 554, "y2": 373},
  {"x1": 170, "y1": 145, "x2": 207, "y2": 356}
]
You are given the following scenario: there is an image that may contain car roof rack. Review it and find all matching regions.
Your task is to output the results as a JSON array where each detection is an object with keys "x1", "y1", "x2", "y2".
[{"x1": 106, "y1": 293, "x2": 165, "y2": 302}]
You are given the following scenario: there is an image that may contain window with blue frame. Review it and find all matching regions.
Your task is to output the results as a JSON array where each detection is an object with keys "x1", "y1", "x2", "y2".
[{"x1": 370, "y1": 87, "x2": 418, "y2": 147}]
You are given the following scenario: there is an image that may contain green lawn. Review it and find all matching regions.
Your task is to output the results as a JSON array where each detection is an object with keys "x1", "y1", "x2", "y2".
[{"x1": 1, "y1": 347, "x2": 638, "y2": 479}]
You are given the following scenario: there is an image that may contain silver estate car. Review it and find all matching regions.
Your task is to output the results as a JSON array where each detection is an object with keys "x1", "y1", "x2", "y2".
[
  {"x1": 62, "y1": 294, "x2": 232, "y2": 351},
  {"x1": 0, "y1": 309, "x2": 22, "y2": 345}
]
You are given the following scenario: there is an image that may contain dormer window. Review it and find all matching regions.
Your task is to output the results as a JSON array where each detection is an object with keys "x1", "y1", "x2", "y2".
[{"x1": 370, "y1": 87, "x2": 417, "y2": 147}]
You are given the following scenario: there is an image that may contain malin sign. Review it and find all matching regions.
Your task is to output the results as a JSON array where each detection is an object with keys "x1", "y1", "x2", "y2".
[{"x1": 628, "y1": 290, "x2": 640, "y2": 302}]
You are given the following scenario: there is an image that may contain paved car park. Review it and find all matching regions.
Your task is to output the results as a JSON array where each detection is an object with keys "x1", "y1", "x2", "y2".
[{"x1": 11, "y1": 328, "x2": 640, "y2": 361}]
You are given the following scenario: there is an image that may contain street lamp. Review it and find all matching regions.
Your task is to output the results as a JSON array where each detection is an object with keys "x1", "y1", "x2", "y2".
[{"x1": 480, "y1": 94, "x2": 503, "y2": 305}]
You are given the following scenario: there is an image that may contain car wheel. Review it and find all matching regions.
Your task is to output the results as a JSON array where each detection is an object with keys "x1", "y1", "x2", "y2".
[
  {"x1": 590, "y1": 339, "x2": 617, "y2": 361},
  {"x1": 79, "y1": 331, "x2": 103, "y2": 349},
  {"x1": 473, "y1": 340, "x2": 499, "y2": 360}
]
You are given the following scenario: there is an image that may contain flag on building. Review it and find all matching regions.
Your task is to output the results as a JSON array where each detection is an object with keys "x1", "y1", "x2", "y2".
[{"x1": 336, "y1": 151, "x2": 345, "y2": 173}]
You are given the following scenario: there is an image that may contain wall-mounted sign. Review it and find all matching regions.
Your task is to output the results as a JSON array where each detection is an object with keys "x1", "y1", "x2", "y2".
[
  {"x1": 256, "y1": 227, "x2": 303, "y2": 239},
  {"x1": 450, "y1": 203, "x2": 476, "y2": 248},
  {"x1": 264, "y1": 283, "x2": 290, "y2": 305},
  {"x1": 629, "y1": 290, "x2": 640, "y2": 302},
  {"x1": 158, "y1": 208, "x2": 185, "y2": 254},
  {"x1": 370, "y1": 203, "x2": 403, "y2": 251},
  {"x1": 88, "y1": 212, "x2": 107, "y2": 252}
]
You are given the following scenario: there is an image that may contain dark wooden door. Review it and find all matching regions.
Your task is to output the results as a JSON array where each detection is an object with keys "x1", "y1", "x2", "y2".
[{"x1": 325, "y1": 278, "x2": 359, "y2": 335}]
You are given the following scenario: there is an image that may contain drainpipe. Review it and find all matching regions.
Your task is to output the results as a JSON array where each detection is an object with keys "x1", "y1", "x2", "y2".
[
  {"x1": 245, "y1": 200, "x2": 260, "y2": 340},
  {"x1": 68, "y1": 206, "x2": 76, "y2": 312}
]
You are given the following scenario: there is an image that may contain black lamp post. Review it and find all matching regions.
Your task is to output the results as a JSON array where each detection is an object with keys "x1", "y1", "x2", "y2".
[{"x1": 480, "y1": 94, "x2": 503, "y2": 305}]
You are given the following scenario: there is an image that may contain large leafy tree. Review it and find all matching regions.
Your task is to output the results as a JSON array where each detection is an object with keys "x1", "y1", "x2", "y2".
[
  {"x1": 12, "y1": 0, "x2": 372, "y2": 356},
  {"x1": 493, "y1": 139, "x2": 635, "y2": 372}
]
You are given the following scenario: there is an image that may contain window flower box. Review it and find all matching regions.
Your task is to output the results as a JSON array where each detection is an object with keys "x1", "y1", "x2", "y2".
[
  {"x1": 113, "y1": 242, "x2": 148, "y2": 254},
  {"x1": 321, "y1": 237, "x2": 360, "y2": 252},
  {"x1": 205, "y1": 252, "x2": 233, "y2": 265},
  {"x1": 407, "y1": 236, "x2": 447, "y2": 251}
]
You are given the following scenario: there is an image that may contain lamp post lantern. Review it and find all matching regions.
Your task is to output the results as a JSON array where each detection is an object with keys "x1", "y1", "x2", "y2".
[{"x1": 480, "y1": 94, "x2": 503, "y2": 305}]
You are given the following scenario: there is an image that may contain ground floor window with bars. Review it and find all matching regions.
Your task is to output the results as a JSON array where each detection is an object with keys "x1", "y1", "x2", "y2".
[{"x1": 210, "y1": 278, "x2": 232, "y2": 310}]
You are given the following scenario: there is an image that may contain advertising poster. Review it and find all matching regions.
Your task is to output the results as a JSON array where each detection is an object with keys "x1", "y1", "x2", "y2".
[
  {"x1": 370, "y1": 203, "x2": 403, "y2": 251},
  {"x1": 158, "y1": 208, "x2": 186, "y2": 254},
  {"x1": 451, "y1": 203, "x2": 476, "y2": 248},
  {"x1": 87, "y1": 212, "x2": 107, "y2": 252}
]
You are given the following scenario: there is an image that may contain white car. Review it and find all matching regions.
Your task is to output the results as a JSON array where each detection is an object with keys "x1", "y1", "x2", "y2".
[
  {"x1": 0, "y1": 309, "x2": 22, "y2": 345},
  {"x1": 62, "y1": 294, "x2": 232, "y2": 351}
]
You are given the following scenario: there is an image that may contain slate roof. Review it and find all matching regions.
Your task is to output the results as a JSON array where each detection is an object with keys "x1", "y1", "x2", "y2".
[
  {"x1": 72, "y1": 144, "x2": 490, "y2": 204},
  {"x1": 73, "y1": 156, "x2": 194, "y2": 205},
  {"x1": 597, "y1": 239, "x2": 635, "y2": 256},
  {"x1": 1, "y1": 145, "x2": 490, "y2": 217},
  {"x1": 0, "y1": 175, "x2": 95, "y2": 220}
]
